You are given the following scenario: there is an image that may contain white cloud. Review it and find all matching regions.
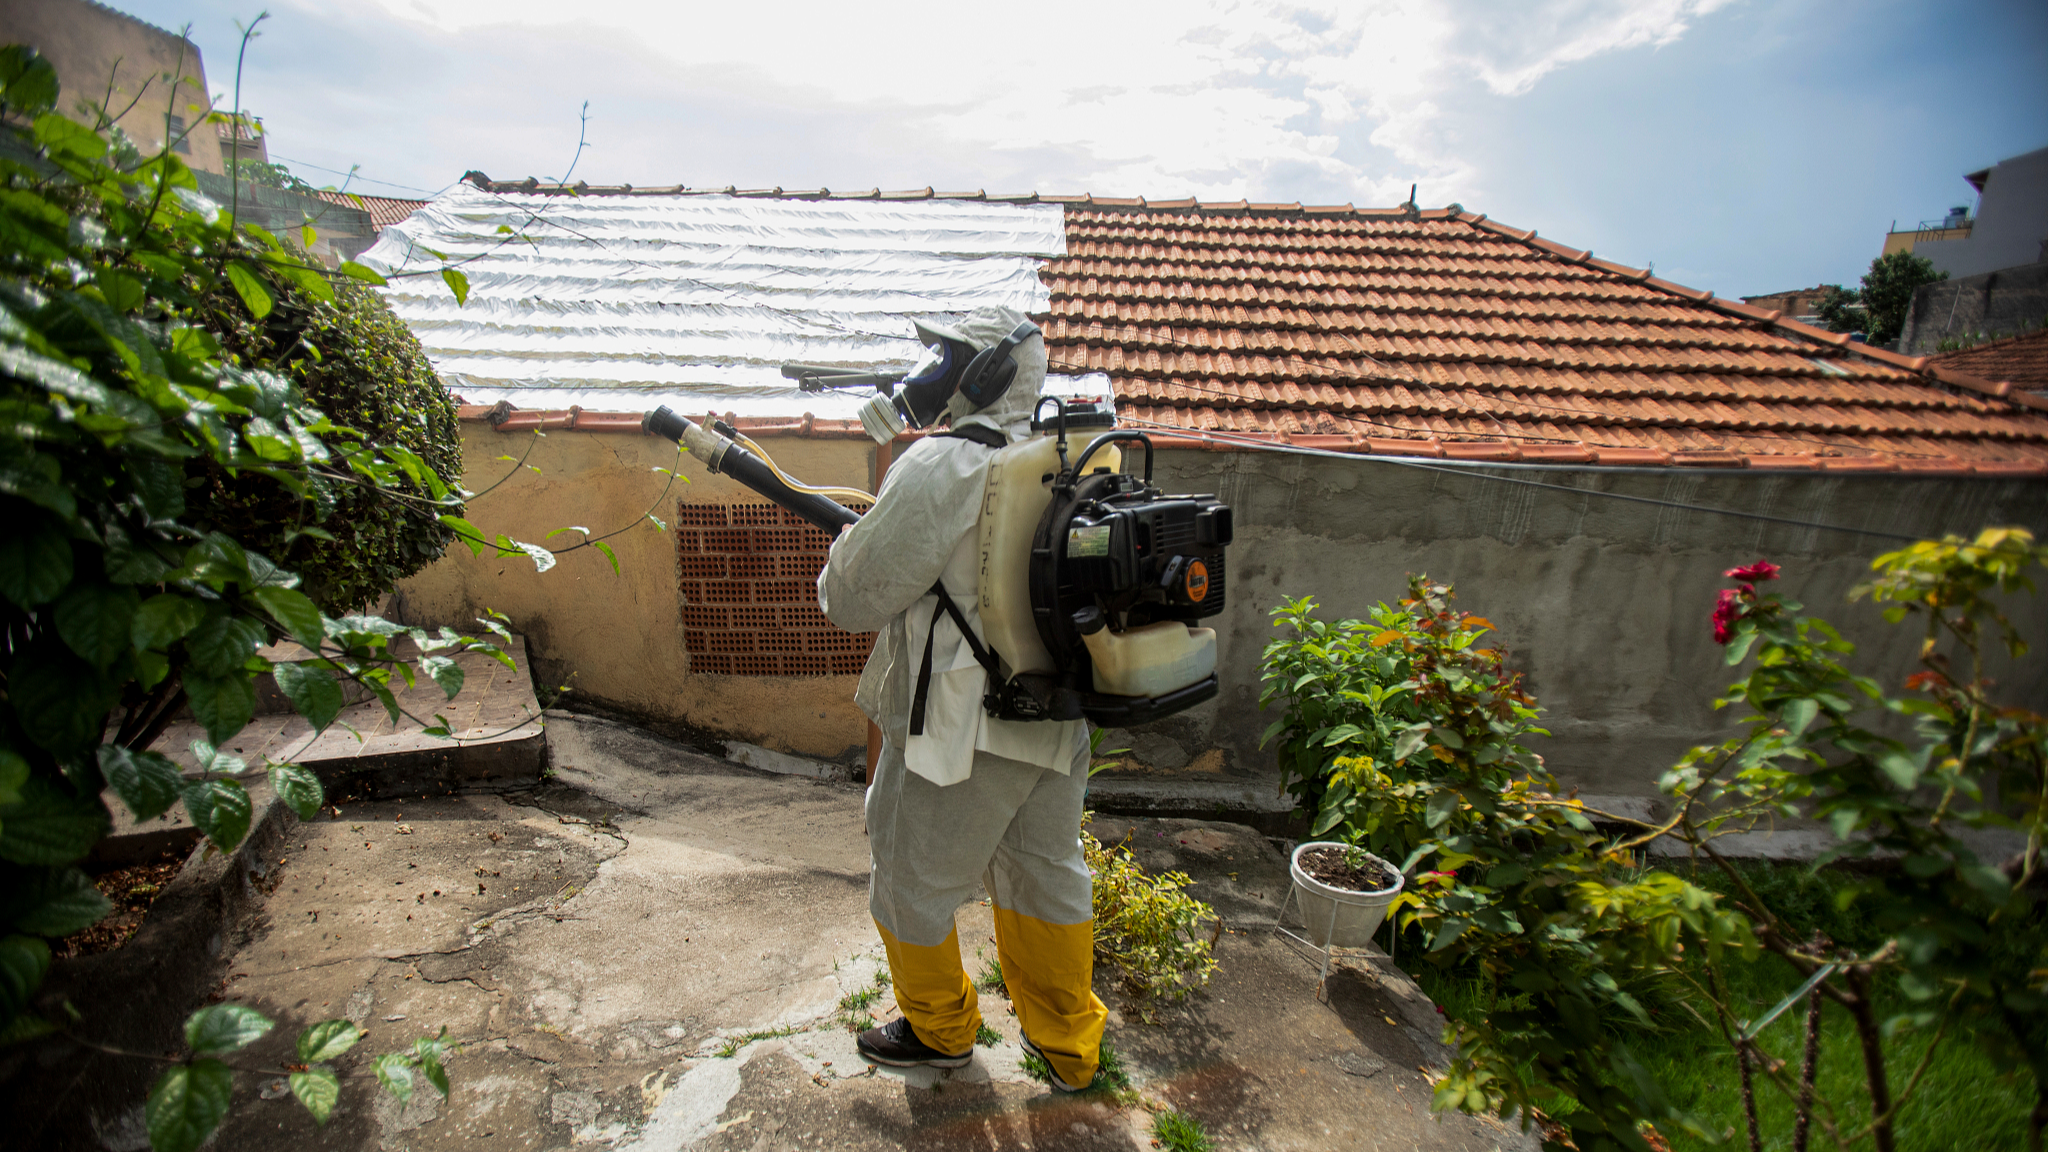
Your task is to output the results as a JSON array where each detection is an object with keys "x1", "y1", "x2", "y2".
[{"x1": 327, "y1": 0, "x2": 1732, "y2": 207}]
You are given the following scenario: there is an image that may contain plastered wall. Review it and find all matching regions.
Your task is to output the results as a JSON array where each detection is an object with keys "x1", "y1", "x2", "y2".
[
  {"x1": 392, "y1": 426, "x2": 877, "y2": 761},
  {"x1": 398, "y1": 426, "x2": 2048, "y2": 799},
  {"x1": 1128, "y1": 450, "x2": 2048, "y2": 799}
]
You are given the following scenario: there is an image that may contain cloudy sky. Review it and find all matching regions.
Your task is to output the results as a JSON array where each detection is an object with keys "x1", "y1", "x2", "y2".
[{"x1": 111, "y1": 0, "x2": 2047, "y2": 298}]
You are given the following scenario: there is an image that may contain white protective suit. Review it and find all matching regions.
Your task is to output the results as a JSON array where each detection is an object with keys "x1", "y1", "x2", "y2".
[{"x1": 818, "y1": 306, "x2": 1106, "y2": 1087}]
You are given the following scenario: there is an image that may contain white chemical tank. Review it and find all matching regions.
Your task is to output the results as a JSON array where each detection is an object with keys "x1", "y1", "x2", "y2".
[{"x1": 977, "y1": 429, "x2": 1120, "y2": 674}]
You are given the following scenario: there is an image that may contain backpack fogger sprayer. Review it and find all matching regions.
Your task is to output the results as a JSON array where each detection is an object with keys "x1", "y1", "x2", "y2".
[{"x1": 641, "y1": 331, "x2": 1233, "y2": 728}]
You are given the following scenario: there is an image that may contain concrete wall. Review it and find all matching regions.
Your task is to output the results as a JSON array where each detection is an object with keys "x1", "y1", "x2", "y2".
[
  {"x1": 390, "y1": 425, "x2": 879, "y2": 762},
  {"x1": 1899, "y1": 261, "x2": 2048, "y2": 355},
  {"x1": 0, "y1": 0, "x2": 224, "y2": 173},
  {"x1": 1914, "y1": 146, "x2": 2048, "y2": 280},
  {"x1": 191, "y1": 170, "x2": 378, "y2": 264},
  {"x1": 393, "y1": 425, "x2": 2048, "y2": 803},
  {"x1": 1119, "y1": 449, "x2": 2048, "y2": 801}
]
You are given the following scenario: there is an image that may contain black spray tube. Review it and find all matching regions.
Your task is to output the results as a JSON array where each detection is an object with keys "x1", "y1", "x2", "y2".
[{"x1": 642, "y1": 406, "x2": 861, "y2": 535}]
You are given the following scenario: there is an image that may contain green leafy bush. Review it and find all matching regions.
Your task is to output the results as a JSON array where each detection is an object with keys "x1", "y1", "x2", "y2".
[
  {"x1": 197, "y1": 274, "x2": 460, "y2": 613},
  {"x1": 1258, "y1": 581, "x2": 1546, "y2": 863},
  {"x1": 0, "y1": 44, "x2": 489, "y2": 1148},
  {"x1": 1260, "y1": 541, "x2": 2048, "y2": 1152}
]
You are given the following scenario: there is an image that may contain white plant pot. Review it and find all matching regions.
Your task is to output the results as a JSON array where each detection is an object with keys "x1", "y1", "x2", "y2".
[{"x1": 1289, "y1": 842, "x2": 1404, "y2": 949}]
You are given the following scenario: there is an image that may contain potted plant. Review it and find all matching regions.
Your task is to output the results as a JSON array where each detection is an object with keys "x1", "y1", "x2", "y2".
[{"x1": 1288, "y1": 841, "x2": 1403, "y2": 948}]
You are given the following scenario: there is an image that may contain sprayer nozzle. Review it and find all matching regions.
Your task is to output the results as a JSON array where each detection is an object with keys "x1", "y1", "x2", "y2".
[{"x1": 644, "y1": 406, "x2": 692, "y2": 444}]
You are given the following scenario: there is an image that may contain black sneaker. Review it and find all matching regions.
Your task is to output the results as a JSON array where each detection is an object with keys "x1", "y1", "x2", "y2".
[
  {"x1": 1018, "y1": 1032, "x2": 1088, "y2": 1093},
  {"x1": 856, "y1": 1018, "x2": 972, "y2": 1069}
]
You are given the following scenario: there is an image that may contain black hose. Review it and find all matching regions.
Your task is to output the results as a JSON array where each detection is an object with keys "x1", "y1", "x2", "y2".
[
  {"x1": 643, "y1": 406, "x2": 861, "y2": 535},
  {"x1": 721, "y1": 447, "x2": 861, "y2": 533}
]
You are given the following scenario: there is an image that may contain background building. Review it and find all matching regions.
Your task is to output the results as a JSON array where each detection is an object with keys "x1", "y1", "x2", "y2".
[
  {"x1": 0, "y1": 0, "x2": 224, "y2": 174},
  {"x1": 1906, "y1": 145, "x2": 2048, "y2": 278},
  {"x1": 1740, "y1": 286, "x2": 1831, "y2": 325}
]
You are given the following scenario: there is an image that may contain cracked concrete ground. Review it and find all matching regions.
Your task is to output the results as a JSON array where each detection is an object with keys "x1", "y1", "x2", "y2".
[{"x1": 130, "y1": 713, "x2": 1532, "y2": 1151}]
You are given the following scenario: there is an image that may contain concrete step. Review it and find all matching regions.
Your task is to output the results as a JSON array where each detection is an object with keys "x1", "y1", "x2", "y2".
[{"x1": 145, "y1": 633, "x2": 547, "y2": 804}]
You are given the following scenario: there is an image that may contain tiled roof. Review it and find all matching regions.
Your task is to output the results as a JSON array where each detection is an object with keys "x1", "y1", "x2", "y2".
[
  {"x1": 1041, "y1": 205, "x2": 2048, "y2": 473},
  {"x1": 315, "y1": 190, "x2": 428, "y2": 230},
  {"x1": 1929, "y1": 328, "x2": 2048, "y2": 390},
  {"x1": 442, "y1": 177, "x2": 2048, "y2": 475}
]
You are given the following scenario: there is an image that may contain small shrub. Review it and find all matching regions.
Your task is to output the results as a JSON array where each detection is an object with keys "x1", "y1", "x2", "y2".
[
  {"x1": 1084, "y1": 815, "x2": 1218, "y2": 1017},
  {"x1": 198, "y1": 275, "x2": 461, "y2": 613},
  {"x1": 1259, "y1": 581, "x2": 1546, "y2": 863}
]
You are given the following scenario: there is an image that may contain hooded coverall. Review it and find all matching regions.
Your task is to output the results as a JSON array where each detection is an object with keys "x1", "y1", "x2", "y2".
[{"x1": 818, "y1": 306, "x2": 1107, "y2": 1088}]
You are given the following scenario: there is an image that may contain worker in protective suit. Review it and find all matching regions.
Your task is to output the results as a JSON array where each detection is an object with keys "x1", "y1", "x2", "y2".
[{"x1": 819, "y1": 305, "x2": 1107, "y2": 1091}]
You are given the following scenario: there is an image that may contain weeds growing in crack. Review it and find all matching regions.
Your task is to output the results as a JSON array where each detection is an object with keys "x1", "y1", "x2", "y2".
[
  {"x1": 975, "y1": 1024, "x2": 1002, "y2": 1047},
  {"x1": 713, "y1": 1026, "x2": 799, "y2": 1058},
  {"x1": 1019, "y1": 1039, "x2": 1136, "y2": 1104},
  {"x1": 835, "y1": 972, "x2": 887, "y2": 1033},
  {"x1": 973, "y1": 947, "x2": 1005, "y2": 994},
  {"x1": 1152, "y1": 1109, "x2": 1216, "y2": 1152}
]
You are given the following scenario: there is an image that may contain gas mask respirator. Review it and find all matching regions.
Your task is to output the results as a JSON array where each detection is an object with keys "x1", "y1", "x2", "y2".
[{"x1": 784, "y1": 319, "x2": 1040, "y2": 444}]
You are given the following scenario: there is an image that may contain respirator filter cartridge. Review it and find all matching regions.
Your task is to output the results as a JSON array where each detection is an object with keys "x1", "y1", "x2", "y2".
[{"x1": 858, "y1": 394, "x2": 907, "y2": 445}]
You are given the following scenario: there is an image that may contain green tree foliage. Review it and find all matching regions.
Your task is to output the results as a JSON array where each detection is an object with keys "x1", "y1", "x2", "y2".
[
  {"x1": 0, "y1": 45, "x2": 480, "y2": 1144},
  {"x1": 1815, "y1": 284, "x2": 1867, "y2": 339},
  {"x1": 229, "y1": 157, "x2": 314, "y2": 194},
  {"x1": 1819, "y1": 252, "x2": 1947, "y2": 346},
  {"x1": 198, "y1": 275, "x2": 461, "y2": 612}
]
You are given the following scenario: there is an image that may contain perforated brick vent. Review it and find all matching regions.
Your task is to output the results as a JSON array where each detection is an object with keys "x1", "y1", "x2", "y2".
[{"x1": 679, "y1": 503, "x2": 875, "y2": 676}]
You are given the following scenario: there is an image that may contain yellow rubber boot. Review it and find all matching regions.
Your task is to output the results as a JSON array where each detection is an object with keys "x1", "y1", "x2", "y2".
[
  {"x1": 992, "y1": 906, "x2": 1107, "y2": 1088},
  {"x1": 875, "y1": 920, "x2": 980, "y2": 1056}
]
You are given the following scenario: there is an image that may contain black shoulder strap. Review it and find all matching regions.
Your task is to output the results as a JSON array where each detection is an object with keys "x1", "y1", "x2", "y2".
[
  {"x1": 903, "y1": 426, "x2": 1010, "y2": 736},
  {"x1": 908, "y1": 582, "x2": 1006, "y2": 737},
  {"x1": 933, "y1": 424, "x2": 1007, "y2": 449}
]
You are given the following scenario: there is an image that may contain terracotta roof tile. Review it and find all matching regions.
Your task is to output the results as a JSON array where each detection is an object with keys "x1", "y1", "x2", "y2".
[
  {"x1": 1930, "y1": 329, "x2": 2048, "y2": 390},
  {"x1": 313, "y1": 190, "x2": 427, "y2": 230}
]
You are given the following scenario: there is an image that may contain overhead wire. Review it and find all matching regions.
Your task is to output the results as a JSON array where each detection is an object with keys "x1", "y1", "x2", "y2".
[{"x1": 263, "y1": 153, "x2": 448, "y2": 197}]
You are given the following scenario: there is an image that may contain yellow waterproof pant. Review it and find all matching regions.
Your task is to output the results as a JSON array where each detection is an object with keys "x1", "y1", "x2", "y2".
[{"x1": 867, "y1": 738, "x2": 1107, "y2": 1088}]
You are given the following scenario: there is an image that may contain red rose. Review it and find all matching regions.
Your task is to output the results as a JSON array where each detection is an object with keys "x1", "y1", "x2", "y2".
[
  {"x1": 1724, "y1": 560, "x2": 1780, "y2": 584},
  {"x1": 1711, "y1": 588, "x2": 1743, "y2": 645}
]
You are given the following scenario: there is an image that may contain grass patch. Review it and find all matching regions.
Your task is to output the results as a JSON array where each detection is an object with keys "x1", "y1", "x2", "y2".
[
  {"x1": 1406, "y1": 860, "x2": 2042, "y2": 1150},
  {"x1": 713, "y1": 1026, "x2": 798, "y2": 1058},
  {"x1": 1019, "y1": 1038, "x2": 1135, "y2": 1103},
  {"x1": 974, "y1": 949, "x2": 1006, "y2": 994},
  {"x1": 975, "y1": 1023, "x2": 1002, "y2": 1047},
  {"x1": 835, "y1": 973, "x2": 886, "y2": 1033},
  {"x1": 1152, "y1": 1109, "x2": 1215, "y2": 1152}
]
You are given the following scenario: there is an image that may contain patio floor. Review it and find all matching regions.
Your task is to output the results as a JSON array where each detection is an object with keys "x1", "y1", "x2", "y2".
[{"x1": 131, "y1": 712, "x2": 1535, "y2": 1151}]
